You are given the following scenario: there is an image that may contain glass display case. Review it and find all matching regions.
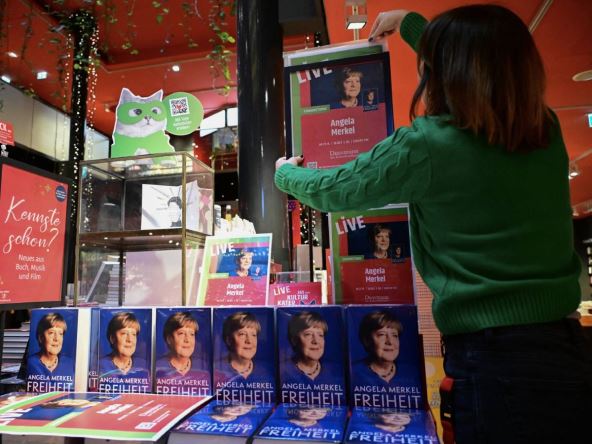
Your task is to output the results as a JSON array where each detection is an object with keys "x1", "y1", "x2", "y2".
[{"x1": 74, "y1": 152, "x2": 214, "y2": 306}]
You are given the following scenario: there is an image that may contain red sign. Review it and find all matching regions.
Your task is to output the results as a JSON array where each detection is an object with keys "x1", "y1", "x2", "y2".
[
  {"x1": 0, "y1": 163, "x2": 69, "y2": 305},
  {"x1": 270, "y1": 282, "x2": 323, "y2": 306},
  {"x1": 0, "y1": 120, "x2": 14, "y2": 146}
]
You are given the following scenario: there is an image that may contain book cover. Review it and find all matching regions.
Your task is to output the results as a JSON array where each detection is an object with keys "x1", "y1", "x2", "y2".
[
  {"x1": 329, "y1": 205, "x2": 414, "y2": 305},
  {"x1": 284, "y1": 52, "x2": 393, "y2": 169},
  {"x1": 213, "y1": 307, "x2": 276, "y2": 404},
  {"x1": 197, "y1": 234, "x2": 273, "y2": 306},
  {"x1": 98, "y1": 308, "x2": 152, "y2": 394},
  {"x1": 344, "y1": 407, "x2": 439, "y2": 443},
  {"x1": 277, "y1": 306, "x2": 346, "y2": 406},
  {"x1": 88, "y1": 307, "x2": 100, "y2": 392},
  {"x1": 347, "y1": 305, "x2": 424, "y2": 409},
  {"x1": 155, "y1": 307, "x2": 212, "y2": 396},
  {"x1": 169, "y1": 401, "x2": 274, "y2": 444},
  {"x1": 26, "y1": 308, "x2": 79, "y2": 393},
  {"x1": 0, "y1": 392, "x2": 210, "y2": 441},
  {"x1": 254, "y1": 404, "x2": 348, "y2": 443}
]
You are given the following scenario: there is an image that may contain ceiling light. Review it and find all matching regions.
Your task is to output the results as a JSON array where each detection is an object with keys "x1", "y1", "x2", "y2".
[
  {"x1": 568, "y1": 161, "x2": 580, "y2": 179},
  {"x1": 172, "y1": 65, "x2": 180, "y2": 72},
  {"x1": 1, "y1": 75, "x2": 11, "y2": 84},
  {"x1": 345, "y1": 0, "x2": 367, "y2": 31},
  {"x1": 573, "y1": 70, "x2": 592, "y2": 82},
  {"x1": 346, "y1": 14, "x2": 367, "y2": 30},
  {"x1": 36, "y1": 71, "x2": 48, "y2": 80},
  {"x1": 7, "y1": 51, "x2": 18, "y2": 58}
]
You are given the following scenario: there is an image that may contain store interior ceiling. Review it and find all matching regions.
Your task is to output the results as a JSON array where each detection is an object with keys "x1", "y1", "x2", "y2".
[{"x1": 1, "y1": 0, "x2": 591, "y2": 216}]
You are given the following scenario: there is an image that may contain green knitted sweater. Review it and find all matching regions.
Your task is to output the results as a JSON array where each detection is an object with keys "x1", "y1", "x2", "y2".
[{"x1": 275, "y1": 12, "x2": 581, "y2": 335}]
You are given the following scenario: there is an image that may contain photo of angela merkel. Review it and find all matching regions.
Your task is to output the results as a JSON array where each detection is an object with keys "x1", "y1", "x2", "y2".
[
  {"x1": 27, "y1": 312, "x2": 74, "y2": 377},
  {"x1": 282, "y1": 311, "x2": 336, "y2": 385},
  {"x1": 368, "y1": 410, "x2": 412, "y2": 434},
  {"x1": 287, "y1": 405, "x2": 330, "y2": 428},
  {"x1": 155, "y1": 312, "x2": 209, "y2": 385},
  {"x1": 210, "y1": 403, "x2": 256, "y2": 423},
  {"x1": 99, "y1": 311, "x2": 148, "y2": 379},
  {"x1": 216, "y1": 311, "x2": 271, "y2": 384},
  {"x1": 352, "y1": 310, "x2": 414, "y2": 388}
]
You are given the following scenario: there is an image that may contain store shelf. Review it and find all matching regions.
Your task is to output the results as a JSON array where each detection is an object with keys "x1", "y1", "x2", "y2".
[{"x1": 79, "y1": 229, "x2": 207, "y2": 250}]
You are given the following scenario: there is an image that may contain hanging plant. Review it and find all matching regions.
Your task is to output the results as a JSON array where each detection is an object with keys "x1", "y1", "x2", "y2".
[{"x1": 207, "y1": 0, "x2": 236, "y2": 95}]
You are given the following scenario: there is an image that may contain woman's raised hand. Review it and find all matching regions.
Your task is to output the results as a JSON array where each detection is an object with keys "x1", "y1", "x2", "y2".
[{"x1": 368, "y1": 10, "x2": 410, "y2": 42}]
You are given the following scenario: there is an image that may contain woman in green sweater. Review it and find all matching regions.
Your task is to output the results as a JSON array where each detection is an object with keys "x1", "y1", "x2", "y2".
[{"x1": 275, "y1": 5, "x2": 591, "y2": 443}]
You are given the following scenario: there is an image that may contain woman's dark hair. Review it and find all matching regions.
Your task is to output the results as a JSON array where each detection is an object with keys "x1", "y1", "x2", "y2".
[
  {"x1": 163, "y1": 312, "x2": 199, "y2": 352},
  {"x1": 287, "y1": 311, "x2": 328, "y2": 354},
  {"x1": 235, "y1": 248, "x2": 253, "y2": 265},
  {"x1": 410, "y1": 5, "x2": 553, "y2": 152},
  {"x1": 359, "y1": 310, "x2": 403, "y2": 356},
  {"x1": 36, "y1": 313, "x2": 67, "y2": 348},
  {"x1": 107, "y1": 312, "x2": 140, "y2": 349},
  {"x1": 167, "y1": 196, "x2": 182, "y2": 207},
  {"x1": 335, "y1": 67, "x2": 364, "y2": 98},
  {"x1": 222, "y1": 312, "x2": 261, "y2": 350}
]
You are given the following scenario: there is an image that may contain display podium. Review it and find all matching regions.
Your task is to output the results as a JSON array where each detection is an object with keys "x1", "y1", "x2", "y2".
[{"x1": 74, "y1": 152, "x2": 214, "y2": 306}]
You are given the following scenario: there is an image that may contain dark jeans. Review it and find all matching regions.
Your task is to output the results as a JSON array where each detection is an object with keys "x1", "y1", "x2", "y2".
[{"x1": 442, "y1": 319, "x2": 592, "y2": 444}]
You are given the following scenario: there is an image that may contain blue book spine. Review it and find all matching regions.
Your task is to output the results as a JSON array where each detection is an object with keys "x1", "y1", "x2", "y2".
[
  {"x1": 278, "y1": 306, "x2": 346, "y2": 406},
  {"x1": 256, "y1": 403, "x2": 347, "y2": 442},
  {"x1": 347, "y1": 305, "x2": 424, "y2": 409},
  {"x1": 26, "y1": 308, "x2": 78, "y2": 393},
  {"x1": 98, "y1": 308, "x2": 153, "y2": 394},
  {"x1": 174, "y1": 401, "x2": 273, "y2": 438},
  {"x1": 213, "y1": 307, "x2": 276, "y2": 403},
  {"x1": 344, "y1": 407, "x2": 439, "y2": 443},
  {"x1": 88, "y1": 307, "x2": 100, "y2": 392},
  {"x1": 154, "y1": 307, "x2": 212, "y2": 396}
]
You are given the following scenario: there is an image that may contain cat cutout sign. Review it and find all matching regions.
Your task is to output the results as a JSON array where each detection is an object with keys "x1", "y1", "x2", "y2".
[{"x1": 110, "y1": 88, "x2": 204, "y2": 159}]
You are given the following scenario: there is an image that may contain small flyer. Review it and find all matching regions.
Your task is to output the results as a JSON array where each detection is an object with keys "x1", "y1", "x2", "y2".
[
  {"x1": 196, "y1": 234, "x2": 272, "y2": 306},
  {"x1": 0, "y1": 392, "x2": 210, "y2": 441},
  {"x1": 269, "y1": 282, "x2": 323, "y2": 306},
  {"x1": 329, "y1": 205, "x2": 414, "y2": 305}
]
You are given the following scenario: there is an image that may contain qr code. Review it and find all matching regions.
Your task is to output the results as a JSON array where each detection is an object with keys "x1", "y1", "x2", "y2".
[
  {"x1": 306, "y1": 161, "x2": 318, "y2": 169},
  {"x1": 169, "y1": 97, "x2": 189, "y2": 116},
  {"x1": 135, "y1": 422, "x2": 156, "y2": 430}
]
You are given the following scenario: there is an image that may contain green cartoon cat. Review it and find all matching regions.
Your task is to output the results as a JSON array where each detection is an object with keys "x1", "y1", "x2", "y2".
[{"x1": 110, "y1": 88, "x2": 175, "y2": 159}]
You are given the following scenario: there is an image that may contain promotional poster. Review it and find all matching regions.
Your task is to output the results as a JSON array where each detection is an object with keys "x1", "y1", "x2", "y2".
[
  {"x1": 277, "y1": 306, "x2": 347, "y2": 406},
  {"x1": 0, "y1": 160, "x2": 69, "y2": 306},
  {"x1": 98, "y1": 308, "x2": 153, "y2": 394},
  {"x1": 155, "y1": 307, "x2": 212, "y2": 396},
  {"x1": 254, "y1": 404, "x2": 348, "y2": 443},
  {"x1": 347, "y1": 305, "x2": 424, "y2": 409},
  {"x1": 26, "y1": 308, "x2": 78, "y2": 393},
  {"x1": 329, "y1": 206, "x2": 414, "y2": 305},
  {"x1": 285, "y1": 52, "x2": 393, "y2": 169},
  {"x1": 170, "y1": 401, "x2": 274, "y2": 444},
  {"x1": 270, "y1": 282, "x2": 323, "y2": 306},
  {"x1": 344, "y1": 407, "x2": 439, "y2": 444},
  {"x1": 197, "y1": 234, "x2": 272, "y2": 306},
  {"x1": 0, "y1": 392, "x2": 210, "y2": 441},
  {"x1": 213, "y1": 307, "x2": 276, "y2": 403}
]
